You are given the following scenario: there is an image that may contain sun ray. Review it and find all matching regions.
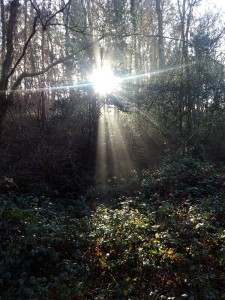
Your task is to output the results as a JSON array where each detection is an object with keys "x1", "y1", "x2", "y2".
[
  {"x1": 95, "y1": 105, "x2": 134, "y2": 184},
  {"x1": 90, "y1": 64, "x2": 121, "y2": 95}
]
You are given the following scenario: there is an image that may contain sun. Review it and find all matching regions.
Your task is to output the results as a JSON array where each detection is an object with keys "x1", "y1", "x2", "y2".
[{"x1": 90, "y1": 65, "x2": 120, "y2": 95}]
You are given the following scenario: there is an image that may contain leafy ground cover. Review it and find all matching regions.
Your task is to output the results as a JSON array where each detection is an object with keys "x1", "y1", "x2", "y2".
[{"x1": 0, "y1": 156, "x2": 225, "y2": 299}]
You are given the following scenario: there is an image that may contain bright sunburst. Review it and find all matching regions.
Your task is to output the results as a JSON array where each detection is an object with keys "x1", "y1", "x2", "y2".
[{"x1": 90, "y1": 64, "x2": 120, "y2": 95}]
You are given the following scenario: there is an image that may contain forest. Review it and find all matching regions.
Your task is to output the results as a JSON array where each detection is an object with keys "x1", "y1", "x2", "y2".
[{"x1": 0, "y1": 0, "x2": 225, "y2": 299}]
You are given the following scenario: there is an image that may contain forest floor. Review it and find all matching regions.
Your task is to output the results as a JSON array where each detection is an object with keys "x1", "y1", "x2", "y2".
[{"x1": 0, "y1": 156, "x2": 225, "y2": 299}]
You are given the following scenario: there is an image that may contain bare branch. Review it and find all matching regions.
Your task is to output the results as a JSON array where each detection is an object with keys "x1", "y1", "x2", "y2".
[
  {"x1": 29, "y1": 0, "x2": 72, "y2": 31},
  {"x1": 29, "y1": 0, "x2": 44, "y2": 28},
  {"x1": 6, "y1": 16, "x2": 38, "y2": 81},
  {"x1": 48, "y1": 22, "x2": 89, "y2": 35},
  {"x1": 6, "y1": 0, "x2": 74, "y2": 83},
  {"x1": 11, "y1": 35, "x2": 105, "y2": 90},
  {"x1": 45, "y1": 0, "x2": 72, "y2": 28}
]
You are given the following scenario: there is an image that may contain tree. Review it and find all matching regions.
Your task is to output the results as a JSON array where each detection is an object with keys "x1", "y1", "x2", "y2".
[
  {"x1": 0, "y1": 0, "x2": 104, "y2": 138},
  {"x1": 155, "y1": 0, "x2": 165, "y2": 69}
]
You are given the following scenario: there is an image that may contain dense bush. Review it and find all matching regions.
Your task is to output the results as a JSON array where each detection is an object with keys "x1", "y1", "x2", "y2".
[
  {"x1": 0, "y1": 195, "x2": 91, "y2": 299},
  {"x1": 0, "y1": 157, "x2": 225, "y2": 299},
  {"x1": 138, "y1": 156, "x2": 223, "y2": 199}
]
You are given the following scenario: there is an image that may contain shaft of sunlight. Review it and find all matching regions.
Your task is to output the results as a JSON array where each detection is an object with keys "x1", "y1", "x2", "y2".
[{"x1": 95, "y1": 105, "x2": 133, "y2": 184}]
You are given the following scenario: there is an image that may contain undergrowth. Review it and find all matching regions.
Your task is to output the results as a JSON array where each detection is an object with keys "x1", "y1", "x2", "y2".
[{"x1": 0, "y1": 156, "x2": 225, "y2": 299}]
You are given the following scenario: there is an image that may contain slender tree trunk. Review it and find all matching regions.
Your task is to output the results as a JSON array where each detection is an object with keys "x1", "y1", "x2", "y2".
[
  {"x1": 40, "y1": 29, "x2": 46, "y2": 125},
  {"x1": 156, "y1": 0, "x2": 165, "y2": 69},
  {"x1": 177, "y1": 0, "x2": 193, "y2": 132},
  {"x1": 23, "y1": 0, "x2": 28, "y2": 89},
  {"x1": 0, "y1": 0, "x2": 5, "y2": 58},
  {"x1": 130, "y1": 0, "x2": 138, "y2": 71},
  {"x1": 0, "y1": 95, "x2": 8, "y2": 138}
]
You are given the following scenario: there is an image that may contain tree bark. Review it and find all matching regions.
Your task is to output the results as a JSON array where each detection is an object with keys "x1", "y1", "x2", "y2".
[
  {"x1": 155, "y1": 0, "x2": 165, "y2": 69},
  {"x1": 0, "y1": 0, "x2": 20, "y2": 90},
  {"x1": 0, "y1": 0, "x2": 5, "y2": 58},
  {"x1": 0, "y1": 0, "x2": 20, "y2": 138}
]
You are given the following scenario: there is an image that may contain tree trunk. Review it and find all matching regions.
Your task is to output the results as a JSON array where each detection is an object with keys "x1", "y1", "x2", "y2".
[
  {"x1": 177, "y1": 0, "x2": 193, "y2": 132},
  {"x1": 0, "y1": 0, "x2": 5, "y2": 58},
  {"x1": 0, "y1": 0, "x2": 20, "y2": 137},
  {"x1": 0, "y1": 94, "x2": 8, "y2": 139},
  {"x1": 155, "y1": 0, "x2": 165, "y2": 69}
]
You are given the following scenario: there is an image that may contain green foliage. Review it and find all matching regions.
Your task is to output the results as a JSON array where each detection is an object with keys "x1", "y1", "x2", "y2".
[
  {"x1": 0, "y1": 194, "x2": 91, "y2": 299},
  {"x1": 90, "y1": 196, "x2": 225, "y2": 299},
  {"x1": 0, "y1": 157, "x2": 225, "y2": 299},
  {"x1": 88, "y1": 158, "x2": 225, "y2": 299},
  {"x1": 138, "y1": 156, "x2": 222, "y2": 199}
]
